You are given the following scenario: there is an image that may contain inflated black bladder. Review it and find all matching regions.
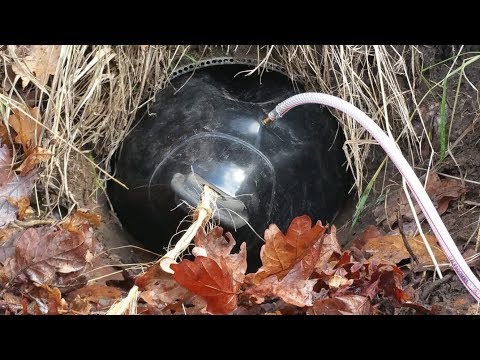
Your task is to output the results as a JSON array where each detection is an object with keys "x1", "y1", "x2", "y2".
[{"x1": 108, "y1": 59, "x2": 351, "y2": 270}]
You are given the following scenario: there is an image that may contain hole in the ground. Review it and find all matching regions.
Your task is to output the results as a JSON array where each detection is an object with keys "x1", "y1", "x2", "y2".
[{"x1": 107, "y1": 61, "x2": 354, "y2": 272}]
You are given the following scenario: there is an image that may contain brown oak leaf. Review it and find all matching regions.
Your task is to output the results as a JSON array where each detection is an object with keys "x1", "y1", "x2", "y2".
[
  {"x1": 359, "y1": 234, "x2": 448, "y2": 268},
  {"x1": 171, "y1": 256, "x2": 237, "y2": 314},
  {"x1": 62, "y1": 210, "x2": 102, "y2": 233},
  {"x1": 374, "y1": 172, "x2": 467, "y2": 229},
  {"x1": 0, "y1": 140, "x2": 42, "y2": 228},
  {"x1": 0, "y1": 142, "x2": 13, "y2": 185},
  {"x1": 253, "y1": 215, "x2": 326, "y2": 284},
  {"x1": 193, "y1": 226, "x2": 247, "y2": 284},
  {"x1": 314, "y1": 225, "x2": 342, "y2": 272},
  {"x1": 245, "y1": 259, "x2": 318, "y2": 307},
  {"x1": 67, "y1": 284, "x2": 122, "y2": 309},
  {"x1": 8, "y1": 107, "x2": 41, "y2": 152},
  {"x1": 0, "y1": 167, "x2": 41, "y2": 228},
  {"x1": 135, "y1": 264, "x2": 191, "y2": 307},
  {"x1": 0, "y1": 124, "x2": 11, "y2": 148},
  {"x1": 308, "y1": 295, "x2": 372, "y2": 315},
  {"x1": 11, "y1": 197, "x2": 32, "y2": 220},
  {"x1": 10, "y1": 45, "x2": 61, "y2": 88},
  {"x1": 17, "y1": 147, "x2": 53, "y2": 175},
  {"x1": 0, "y1": 225, "x2": 94, "y2": 289}
]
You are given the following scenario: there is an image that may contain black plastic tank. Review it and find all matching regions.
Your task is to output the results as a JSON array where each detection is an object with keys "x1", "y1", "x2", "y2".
[{"x1": 108, "y1": 58, "x2": 351, "y2": 271}]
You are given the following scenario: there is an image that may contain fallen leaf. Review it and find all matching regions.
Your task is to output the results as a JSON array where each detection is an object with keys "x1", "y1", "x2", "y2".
[
  {"x1": 245, "y1": 231, "x2": 331, "y2": 307},
  {"x1": 16, "y1": 147, "x2": 52, "y2": 175},
  {"x1": 29, "y1": 302, "x2": 43, "y2": 315},
  {"x1": 136, "y1": 292, "x2": 206, "y2": 315},
  {"x1": 0, "y1": 228, "x2": 19, "y2": 247},
  {"x1": 357, "y1": 261, "x2": 409, "y2": 303},
  {"x1": 312, "y1": 240, "x2": 409, "y2": 304},
  {"x1": 171, "y1": 256, "x2": 237, "y2": 314},
  {"x1": 8, "y1": 107, "x2": 41, "y2": 152},
  {"x1": 253, "y1": 215, "x2": 326, "y2": 284},
  {"x1": 62, "y1": 210, "x2": 101, "y2": 233},
  {"x1": 20, "y1": 297, "x2": 29, "y2": 314},
  {"x1": 0, "y1": 167, "x2": 41, "y2": 228},
  {"x1": 0, "y1": 292, "x2": 24, "y2": 314},
  {"x1": 264, "y1": 311, "x2": 282, "y2": 315},
  {"x1": 193, "y1": 227, "x2": 247, "y2": 284},
  {"x1": 46, "y1": 286, "x2": 63, "y2": 315},
  {"x1": 11, "y1": 45, "x2": 61, "y2": 88},
  {"x1": 359, "y1": 234, "x2": 448, "y2": 267},
  {"x1": 328, "y1": 273, "x2": 354, "y2": 289},
  {"x1": 67, "y1": 284, "x2": 122, "y2": 308},
  {"x1": 115, "y1": 214, "x2": 415, "y2": 315},
  {"x1": 400, "y1": 301, "x2": 433, "y2": 314},
  {"x1": 245, "y1": 260, "x2": 318, "y2": 307},
  {"x1": 308, "y1": 295, "x2": 372, "y2": 315},
  {"x1": 0, "y1": 229, "x2": 19, "y2": 250},
  {"x1": 314, "y1": 225, "x2": 342, "y2": 272},
  {"x1": 374, "y1": 172, "x2": 467, "y2": 229},
  {"x1": 70, "y1": 297, "x2": 92, "y2": 314},
  {"x1": 1, "y1": 292, "x2": 22, "y2": 306},
  {"x1": 11, "y1": 197, "x2": 31, "y2": 220},
  {"x1": 350, "y1": 225, "x2": 382, "y2": 249},
  {"x1": 156, "y1": 295, "x2": 207, "y2": 315},
  {"x1": 429, "y1": 176, "x2": 468, "y2": 215},
  {"x1": 19, "y1": 285, "x2": 69, "y2": 315},
  {"x1": 0, "y1": 142, "x2": 13, "y2": 185},
  {"x1": 0, "y1": 225, "x2": 94, "y2": 288},
  {"x1": 135, "y1": 264, "x2": 191, "y2": 307},
  {"x1": 0, "y1": 125, "x2": 11, "y2": 150}
]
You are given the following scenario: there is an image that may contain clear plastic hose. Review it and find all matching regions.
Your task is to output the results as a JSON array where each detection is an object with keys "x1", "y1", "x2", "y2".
[{"x1": 266, "y1": 92, "x2": 480, "y2": 302}]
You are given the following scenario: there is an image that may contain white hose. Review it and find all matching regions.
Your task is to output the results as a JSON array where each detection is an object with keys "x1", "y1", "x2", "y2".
[{"x1": 266, "y1": 92, "x2": 480, "y2": 302}]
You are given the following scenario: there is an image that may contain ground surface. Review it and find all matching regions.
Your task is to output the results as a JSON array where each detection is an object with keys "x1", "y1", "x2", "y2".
[
  {"x1": 83, "y1": 45, "x2": 480, "y2": 314},
  {"x1": 340, "y1": 45, "x2": 480, "y2": 314},
  {"x1": 3, "y1": 45, "x2": 477, "y2": 315}
]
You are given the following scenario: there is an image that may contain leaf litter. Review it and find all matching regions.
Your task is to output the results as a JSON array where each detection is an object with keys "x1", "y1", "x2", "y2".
[
  {"x1": 0, "y1": 197, "x2": 463, "y2": 315},
  {"x1": 0, "y1": 141, "x2": 41, "y2": 228},
  {"x1": 374, "y1": 172, "x2": 467, "y2": 232},
  {"x1": 0, "y1": 123, "x2": 470, "y2": 315},
  {"x1": 10, "y1": 45, "x2": 61, "y2": 88},
  {"x1": 0, "y1": 154, "x2": 468, "y2": 315},
  {"x1": 8, "y1": 106, "x2": 41, "y2": 152},
  {"x1": 131, "y1": 217, "x2": 414, "y2": 315}
]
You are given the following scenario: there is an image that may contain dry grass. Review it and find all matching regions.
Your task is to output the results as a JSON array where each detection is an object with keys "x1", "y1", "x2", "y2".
[
  {"x1": 0, "y1": 45, "x2": 426, "y2": 214},
  {"x1": 1, "y1": 45, "x2": 191, "y2": 214}
]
